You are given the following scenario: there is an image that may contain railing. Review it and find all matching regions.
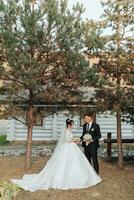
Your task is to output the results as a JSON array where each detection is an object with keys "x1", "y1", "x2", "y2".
[{"x1": 104, "y1": 132, "x2": 134, "y2": 160}]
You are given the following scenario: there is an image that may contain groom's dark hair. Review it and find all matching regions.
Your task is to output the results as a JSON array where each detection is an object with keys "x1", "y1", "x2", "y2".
[{"x1": 84, "y1": 112, "x2": 94, "y2": 118}]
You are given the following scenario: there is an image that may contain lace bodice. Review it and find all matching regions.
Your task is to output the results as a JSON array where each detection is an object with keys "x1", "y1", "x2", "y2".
[{"x1": 65, "y1": 129, "x2": 73, "y2": 142}]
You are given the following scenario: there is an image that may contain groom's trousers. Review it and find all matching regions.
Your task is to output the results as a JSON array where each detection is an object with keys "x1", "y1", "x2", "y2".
[{"x1": 84, "y1": 143, "x2": 99, "y2": 174}]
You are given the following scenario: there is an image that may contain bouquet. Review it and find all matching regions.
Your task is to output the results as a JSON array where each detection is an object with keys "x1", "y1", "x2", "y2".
[{"x1": 83, "y1": 133, "x2": 92, "y2": 146}]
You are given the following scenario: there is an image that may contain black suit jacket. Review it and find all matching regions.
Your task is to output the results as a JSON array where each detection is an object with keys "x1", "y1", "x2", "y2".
[{"x1": 80, "y1": 122, "x2": 101, "y2": 148}]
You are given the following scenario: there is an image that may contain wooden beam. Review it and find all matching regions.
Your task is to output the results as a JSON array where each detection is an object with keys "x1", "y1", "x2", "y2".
[{"x1": 104, "y1": 138, "x2": 134, "y2": 143}]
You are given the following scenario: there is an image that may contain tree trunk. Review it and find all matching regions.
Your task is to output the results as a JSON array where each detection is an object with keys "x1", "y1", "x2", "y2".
[
  {"x1": 115, "y1": 7, "x2": 124, "y2": 169},
  {"x1": 116, "y1": 105, "x2": 124, "y2": 169},
  {"x1": 25, "y1": 91, "x2": 34, "y2": 169}
]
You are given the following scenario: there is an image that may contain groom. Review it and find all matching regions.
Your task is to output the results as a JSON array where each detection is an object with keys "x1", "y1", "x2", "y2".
[{"x1": 80, "y1": 112, "x2": 101, "y2": 174}]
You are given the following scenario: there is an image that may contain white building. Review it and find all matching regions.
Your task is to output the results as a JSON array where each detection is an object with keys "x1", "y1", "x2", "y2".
[
  {"x1": 6, "y1": 112, "x2": 134, "y2": 141},
  {"x1": 0, "y1": 120, "x2": 8, "y2": 135}
]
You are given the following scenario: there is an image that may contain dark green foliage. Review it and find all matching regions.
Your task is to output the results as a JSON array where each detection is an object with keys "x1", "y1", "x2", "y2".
[
  {"x1": 85, "y1": 0, "x2": 134, "y2": 124},
  {"x1": 0, "y1": 0, "x2": 89, "y2": 121}
]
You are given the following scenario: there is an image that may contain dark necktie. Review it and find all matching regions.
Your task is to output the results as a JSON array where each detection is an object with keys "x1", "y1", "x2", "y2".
[{"x1": 86, "y1": 124, "x2": 89, "y2": 132}]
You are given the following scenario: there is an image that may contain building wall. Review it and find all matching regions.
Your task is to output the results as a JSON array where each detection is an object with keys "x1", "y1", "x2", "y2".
[
  {"x1": 0, "y1": 120, "x2": 8, "y2": 135},
  {"x1": 6, "y1": 112, "x2": 134, "y2": 141},
  {"x1": 96, "y1": 114, "x2": 134, "y2": 139}
]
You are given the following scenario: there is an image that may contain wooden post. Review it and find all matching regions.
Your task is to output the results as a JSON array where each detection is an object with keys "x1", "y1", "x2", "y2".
[
  {"x1": 93, "y1": 111, "x2": 96, "y2": 123},
  {"x1": 107, "y1": 132, "x2": 112, "y2": 161}
]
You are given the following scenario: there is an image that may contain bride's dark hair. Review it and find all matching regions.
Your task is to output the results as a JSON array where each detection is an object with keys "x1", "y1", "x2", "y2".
[{"x1": 66, "y1": 119, "x2": 74, "y2": 127}]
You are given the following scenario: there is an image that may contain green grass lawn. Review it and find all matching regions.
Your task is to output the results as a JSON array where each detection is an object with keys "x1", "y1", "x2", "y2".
[{"x1": 0, "y1": 135, "x2": 8, "y2": 145}]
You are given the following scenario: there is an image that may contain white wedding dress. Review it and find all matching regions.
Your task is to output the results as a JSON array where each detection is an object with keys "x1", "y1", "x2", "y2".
[{"x1": 11, "y1": 129, "x2": 101, "y2": 192}]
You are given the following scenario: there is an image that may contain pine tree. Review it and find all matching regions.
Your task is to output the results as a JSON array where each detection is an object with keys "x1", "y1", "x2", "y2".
[
  {"x1": 84, "y1": 0, "x2": 134, "y2": 169},
  {"x1": 0, "y1": 0, "x2": 88, "y2": 168}
]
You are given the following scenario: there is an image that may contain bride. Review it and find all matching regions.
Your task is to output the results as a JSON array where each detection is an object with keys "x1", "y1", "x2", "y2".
[{"x1": 11, "y1": 119, "x2": 102, "y2": 192}]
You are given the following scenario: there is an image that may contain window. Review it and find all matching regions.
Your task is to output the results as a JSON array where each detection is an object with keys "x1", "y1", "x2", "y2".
[
  {"x1": 26, "y1": 112, "x2": 44, "y2": 126},
  {"x1": 33, "y1": 113, "x2": 43, "y2": 126}
]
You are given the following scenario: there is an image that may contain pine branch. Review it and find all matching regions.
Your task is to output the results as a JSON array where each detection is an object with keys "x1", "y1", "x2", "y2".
[{"x1": 12, "y1": 117, "x2": 26, "y2": 125}]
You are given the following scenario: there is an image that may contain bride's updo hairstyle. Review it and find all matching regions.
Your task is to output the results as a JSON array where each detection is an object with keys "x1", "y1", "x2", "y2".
[{"x1": 66, "y1": 119, "x2": 74, "y2": 127}]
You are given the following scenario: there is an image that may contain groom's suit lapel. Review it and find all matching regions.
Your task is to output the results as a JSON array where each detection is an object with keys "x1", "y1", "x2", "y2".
[
  {"x1": 84, "y1": 122, "x2": 94, "y2": 133},
  {"x1": 84, "y1": 124, "x2": 87, "y2": 133},
  {"x1": 89, "y1": 122, "x2": 95, "y2": 134}
]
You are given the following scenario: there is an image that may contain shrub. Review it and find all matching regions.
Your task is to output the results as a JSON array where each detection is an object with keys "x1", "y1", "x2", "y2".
[
  {"x1": 0, "y1": 182, "x2": 20, "y2": 200},
  {"x1": 0, "y1": 135, "x2": 8, "y2": 145}
]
